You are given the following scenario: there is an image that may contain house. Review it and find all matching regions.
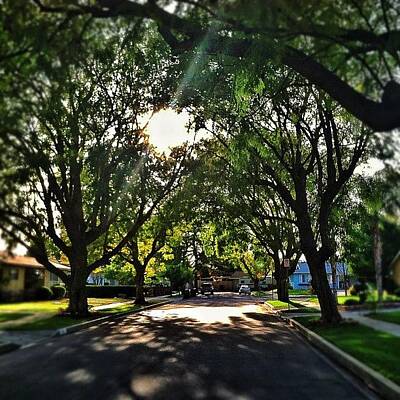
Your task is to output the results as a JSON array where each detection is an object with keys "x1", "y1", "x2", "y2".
[
  {"x1": 231, "y1": 270, "x2": 275, "y2": 290},
  {"x1": 0, "y1": 252, "x2": 70, "y2": 301},
  {"x1": 289, "y1": 261, "x2": 349, "y2": 290},
  {"x1": 198, "y1": 271, "x2": 275, "y2": 292},
  {"x1": 87, "y1": 272, "x2": 119, "y2": 286}
]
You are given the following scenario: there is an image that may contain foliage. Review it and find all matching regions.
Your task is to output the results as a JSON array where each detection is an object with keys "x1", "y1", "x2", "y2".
[
  {"x1": 0, "y1": 20, "x2": 176, "y2": 315},
  {"x1": 51, "y1": 285, "x2": 66, "y2": 300},
  {"x1": 343, "y1": 170, "x2": 400, "y2": 287},
  {"x1": 35, "y1": 286, "x2": 53, "y2": 301},
  {"x1": 163, "y1": 262, "x2": 193, "y2": 291},
  {"x1": 343, "y1": 299, "x2": 359, "y2": 306}
]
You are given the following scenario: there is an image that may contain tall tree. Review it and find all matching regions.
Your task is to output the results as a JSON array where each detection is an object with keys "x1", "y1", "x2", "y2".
[
  {"x1": 0, "y1": 29, "x2": 173, "y2": 316},
  {"x1": 206, "y1": 81, "x2": 370, "y2": 323}
]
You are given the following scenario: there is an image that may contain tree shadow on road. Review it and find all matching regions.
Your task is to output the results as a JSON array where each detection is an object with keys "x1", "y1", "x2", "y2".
[{"x1": 0, "y1": 303, "x2": 365, "y2": 400}]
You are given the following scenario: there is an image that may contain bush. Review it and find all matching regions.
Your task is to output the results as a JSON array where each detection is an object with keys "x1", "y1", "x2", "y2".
[
  {"x1": 35, "y1": 286, "x2": 53, "y2": 300},
  {"x1": 85, "y1": 285, "x2": 136, "y2": 298},
  {"x1": 344, "y1": 299, "x2": 359, "y2": 306},
  {"x1": 349, "y1": 286, "x2": 358, "y2": 296},
  {"x1": 394, "y1": 288, "x2": 400, "y2": 297},
  {"x1": 51, "y1": 285, "x2": 66, "y2": 299},
  {"x1": 349, "y1": 280, "x2": 369, "y2": 304}
]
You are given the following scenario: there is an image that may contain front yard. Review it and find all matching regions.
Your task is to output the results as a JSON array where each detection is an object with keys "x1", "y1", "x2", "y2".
[
  {"x1": 266, "y1": 299, "x2": 319, "y2": 313},
  {"x1": 0, "y1": 298, "x2": 134, "y2": 330},
  {"x1": 368, "y1": 310, "x2": 400, "y2": 326},
  {"x1": 295, "y1": 316, "x2": 400, "y2": 385}
]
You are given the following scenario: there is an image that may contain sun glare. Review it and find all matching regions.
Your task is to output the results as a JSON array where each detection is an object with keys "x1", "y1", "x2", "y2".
[{"x1": 146, "y1": 109, "x2": 192, "y2": 153}]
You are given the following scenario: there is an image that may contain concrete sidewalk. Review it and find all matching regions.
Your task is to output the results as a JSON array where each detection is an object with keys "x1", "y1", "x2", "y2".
[{"x1": 342, "y1": 309, "x2": 400, "y2": 337}]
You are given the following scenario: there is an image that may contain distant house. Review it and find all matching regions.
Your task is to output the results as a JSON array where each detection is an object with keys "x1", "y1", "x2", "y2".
[
  {"x1": 87, "y1": 272, "x2": 119, "y2": 286},
  {"x1": 0, "y1": 252, "x2": 70, "y2": 301},
  {"x1": 199, "y1": 271, "x2": 275, "y2": 292},
  {"x1": 289, "y1": 261, "x2": 349, "y2": 290}
]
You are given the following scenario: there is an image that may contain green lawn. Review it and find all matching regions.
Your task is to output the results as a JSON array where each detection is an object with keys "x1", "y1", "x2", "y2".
[
  {"x1": 0, "y1": 298, "x2": 130, "y2": 313},
  {"x1": 266, "y1": 300, "x2": 319, "y2": 313},
  {"x1": 368, "y1": 310, "x2": 400, "y2": 326},
  {"x1": 97, "y1": 303, "x2": 140, "y2": 314},
  {"x1": 296, "y1": 316, "x2": 400, "y2": 385},
  {"x1": 0, "y1": 298, "x2": 133, "y2": 331},
  {"x1": 289, "y1": 289, "x2": 313, "y2": 296},
  {"x1": 336, "y1": 292, "x2": 400, "y2": 306},
  {"x1": 0, "y1": 312, "x2": 31, "y2": 323}
]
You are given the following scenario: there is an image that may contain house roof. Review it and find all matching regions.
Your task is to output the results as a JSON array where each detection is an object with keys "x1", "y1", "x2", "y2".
[
  {"x1": 0, "y1": 252, "x2": 70, "y2": 271},
  {"x1": 294, "y1": 261, "x2": 348, "y2": 274}
]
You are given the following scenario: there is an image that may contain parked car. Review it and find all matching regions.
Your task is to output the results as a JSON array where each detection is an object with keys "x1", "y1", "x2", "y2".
[
  {"x1": 201, "y1": 282, "x2": 214, "y2": 295},
  {"x1": 239, "y1": 285, "x2": 251, "y2": 295}
]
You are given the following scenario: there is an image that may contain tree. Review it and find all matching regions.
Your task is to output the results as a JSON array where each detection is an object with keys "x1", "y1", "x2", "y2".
[
  {"x1": 33, "y1": 0, "x2": 400, "y2": 132},
  {"x1": 0, "y1": 29, "x2": 173, "y2": 316},
  {"x1": 343, "y1": 169, "x2": 400, "y2": 295},
  {"x1": 206, "y1": 80, "x2": 370, "y2": 323},
  {"x1": 191, "y1": 138, "x2": 301, "y2": 300}
]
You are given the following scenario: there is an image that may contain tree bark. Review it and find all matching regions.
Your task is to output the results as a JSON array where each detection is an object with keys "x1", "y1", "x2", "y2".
[
  {"x1": 253, "y1": 278, "x2": 260, "y2": 291},
  {"x1": 68, "y1": 266, "x2": 89, "y2": 317},
  {"x1": 330, "y1": 257, "x2": 338, "y2": 304},
  {"x1": 373, "y1": 221, "x2": 383, "y2": 304},
  {"x1": 308, "y1": 256, "x2": 342, "y2": 323},
  {"x1": 274, "y1": 259, "x2": 289, "y2": 302},
  {"x1": 134, "y1": 266, "x2": 147, "y2": 305},
  {"x1": 276, "y1": 276, "x2": 289, "y2": 302}
]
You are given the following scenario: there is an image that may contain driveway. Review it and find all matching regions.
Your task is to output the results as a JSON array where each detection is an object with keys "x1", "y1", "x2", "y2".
[{"x1": 0, "y1": 293, "x2": 375, "y2": 400}]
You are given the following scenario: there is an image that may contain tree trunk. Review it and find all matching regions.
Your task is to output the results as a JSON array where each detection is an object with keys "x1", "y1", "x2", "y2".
[
  {"x1": 330, "y1": 258, "x2": 338, "y2": 304},
  {"x1": 373, "y1": 221, "x2": 383, "y2": 304},
  {"x1": 274, "y1": 260, "x2": 289, "y2": 302},
  {"x1": 276, "y1": 276, "x2": 289, "y2": 302},
  {"x1": 308, "y1": 256, "x2": 342, "y2": 324},
  {"x1": 253, "y1": 278, "x2": 260, "y2": 291},
  {"x1": 134, "y1": 266, "x2": 147, "y2": 305},
  {"x1": 68, "y1": 268, "x2": 89, "y2": 317}
]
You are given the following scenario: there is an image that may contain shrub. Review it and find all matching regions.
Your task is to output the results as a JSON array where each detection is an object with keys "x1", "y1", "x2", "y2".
[
  {"x1": 359, "y1": 292, "x2": 368, "y2": 304},
  {"x1": 349, "y1": 280, "x2": 369, "y2": 304},
  {"x1": 51, "y1": 285, "x2": 66, "y2": 299},
  {"x1": 344, "y1": 299, "x2": 359, "y2": 306},
  {"x1": 394, "y1": 288, "x2": 400, "y2": 297},
  {"x1": 349, "y1": 286, "x2": 357, "y2": 296},
  {"x1": 85, "y1": 285, "x2": 136, "y2": 298},
  {"x1": 35, "y1": 286, "x2": 53, "y2": 300}
]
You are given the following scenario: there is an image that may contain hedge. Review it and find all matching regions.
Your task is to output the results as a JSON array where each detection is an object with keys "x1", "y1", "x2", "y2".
[
  {"x1": 86, "y1": 285, "x2": 136, "y2": 298},
  {"x1": 85, "y1": 285, "x2": 172, "y2": 298}
]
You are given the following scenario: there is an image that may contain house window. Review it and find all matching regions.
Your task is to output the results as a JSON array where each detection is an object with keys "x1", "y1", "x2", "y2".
[
  {"x1": 240, "y1": 280, "x2": 245, "y2": 283},
  {"x1": 9, "y1": 268, "x2": 19, "y2": 280},
  {"x1": 300, "y1": 274, "x2": 309, "y2": 284}
]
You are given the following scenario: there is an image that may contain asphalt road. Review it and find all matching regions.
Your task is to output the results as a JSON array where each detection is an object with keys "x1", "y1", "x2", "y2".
[{"x1": 0, "y1": 293, "x2": 376, "y2": 400}]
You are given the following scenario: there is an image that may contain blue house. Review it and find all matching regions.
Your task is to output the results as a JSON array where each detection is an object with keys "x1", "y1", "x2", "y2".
[{"x1": 289, "y1": 261, "x2": 349, "y2": 290}]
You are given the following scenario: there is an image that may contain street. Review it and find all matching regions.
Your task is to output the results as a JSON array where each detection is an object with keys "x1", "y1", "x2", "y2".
[{"x1": 0, "y1": 293, "x2": 376, "y2": 400}]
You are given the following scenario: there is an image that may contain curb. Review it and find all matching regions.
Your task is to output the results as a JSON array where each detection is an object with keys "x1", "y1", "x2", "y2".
[
  {"x1": 54, "y1": 300, "x2": 173, "y2": 337},
  {"x1": 286, "y1": 317, "x2": 400, "y2": 400},
  {"x1": 0, "y1": 342, "x2": 20, "y2": 355}
]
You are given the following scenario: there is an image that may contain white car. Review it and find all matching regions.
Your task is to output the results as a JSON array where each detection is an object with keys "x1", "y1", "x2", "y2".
[{"x1": 239, "y1": 285, "x2": 251, "y2": 295}]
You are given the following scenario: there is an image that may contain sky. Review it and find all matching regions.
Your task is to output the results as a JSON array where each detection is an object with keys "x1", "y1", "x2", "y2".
[{"x1": 146, "y1": 109, "x2": 195, "y2": 153}]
